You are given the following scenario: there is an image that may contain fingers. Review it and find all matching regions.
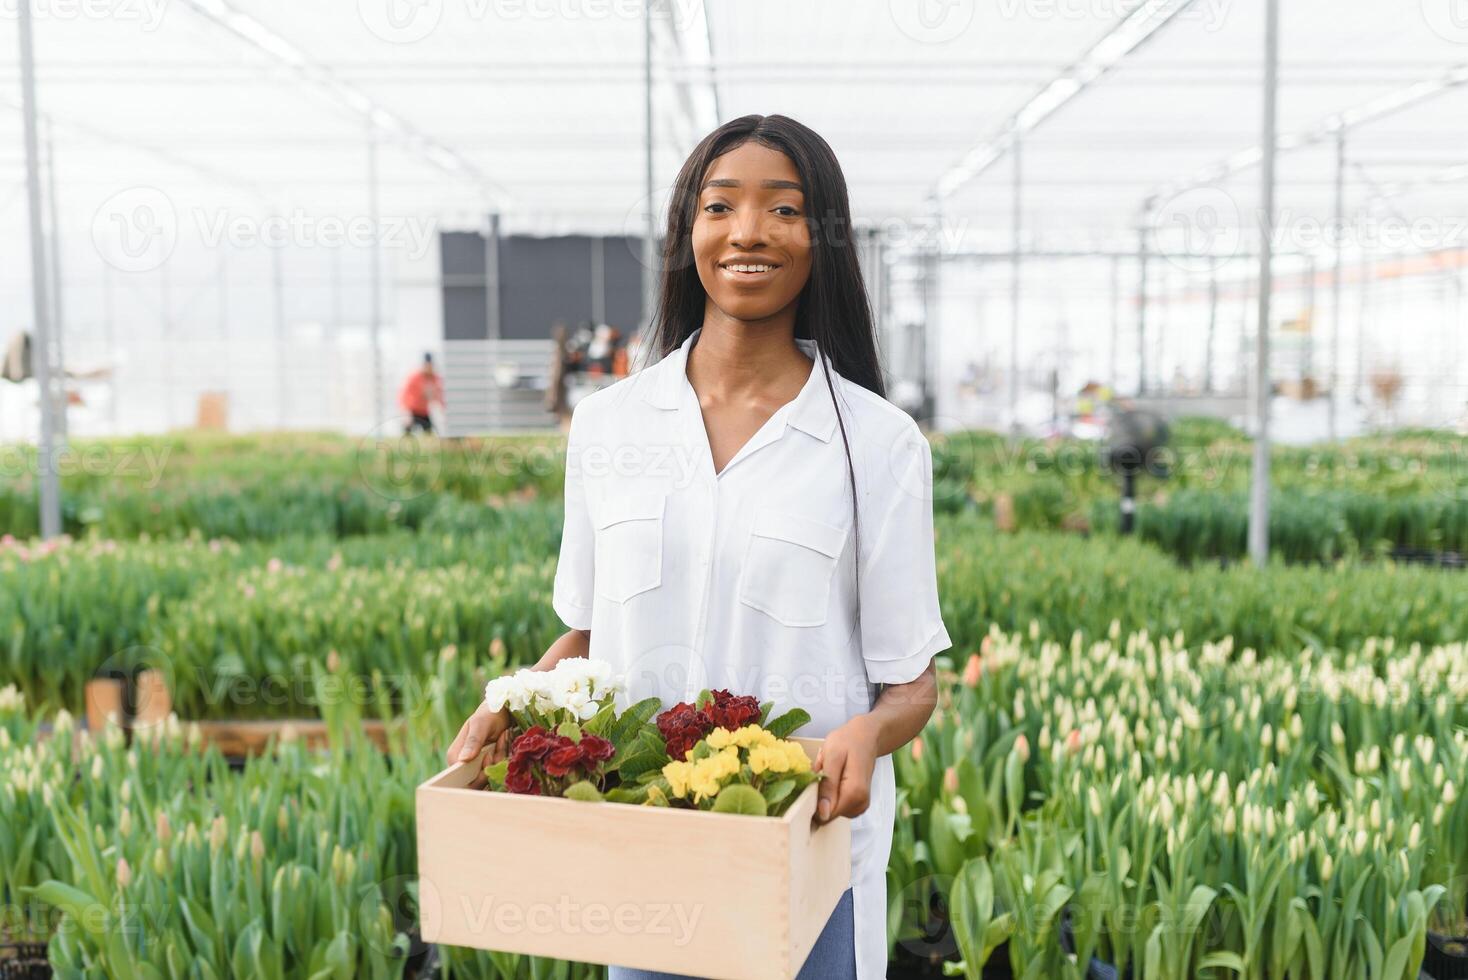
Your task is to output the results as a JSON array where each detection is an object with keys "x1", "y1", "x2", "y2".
[
  {"x1": 456, "y1": 708, "x2": 492, "y2": 763},
  {"x1": 445, "y1": 716, "x2": 472, "y2": 767},
  {"x1": 468, "y1": 730, "x2": 510, "y2": 790},
  {"x1": 816, "y1": 746, "x2": 846, "y2": 824},
  {"x1": 835, "y1": 760, "x2": 870, "y2": 818}
]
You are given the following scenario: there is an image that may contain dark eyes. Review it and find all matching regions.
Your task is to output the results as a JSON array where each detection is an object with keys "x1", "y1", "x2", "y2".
[{"x1": 703, "y1": 203, "x2": 801, "y2": 216}]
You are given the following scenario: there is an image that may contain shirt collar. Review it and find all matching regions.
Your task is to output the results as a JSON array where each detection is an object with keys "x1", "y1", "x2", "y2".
[{"x1": 638, "y1": 326, "x2": 838, "y2": 443}]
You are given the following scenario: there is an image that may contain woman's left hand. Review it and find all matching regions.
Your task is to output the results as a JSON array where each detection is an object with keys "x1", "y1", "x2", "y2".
[{"x1": 813, "y1": 714, "x2": 879, "y2": 823}]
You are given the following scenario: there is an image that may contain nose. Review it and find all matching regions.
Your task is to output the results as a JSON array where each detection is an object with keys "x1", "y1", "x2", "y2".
[{"x1": 728, "y1": 208, "x2": 766, "y2": 251}]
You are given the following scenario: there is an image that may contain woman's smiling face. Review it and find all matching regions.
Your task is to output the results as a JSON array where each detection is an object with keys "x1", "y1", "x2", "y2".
[{"x1": 691, "y1": 140, "x2": 814, "y2": 323}]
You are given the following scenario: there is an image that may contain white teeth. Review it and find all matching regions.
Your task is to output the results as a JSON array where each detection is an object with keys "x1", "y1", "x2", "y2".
[{"x1": 724, "y1": 264, "x2": 774, "y2": 273}]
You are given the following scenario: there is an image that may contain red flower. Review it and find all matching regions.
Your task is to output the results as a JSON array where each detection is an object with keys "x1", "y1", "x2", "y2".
[
  {"x1": 504, "y1": 726, "x2": 617, "y2": 792},
  {"x1": 578, "y1": 733, "x2": 615, "y2": 763},
  {"x1": 544, "y1": 743, "x2": 585, "y2": 777},
  {"x1": 705, "y1": 690, "x2": 760, "y2": 730},
  {"x1": 655, "y1": 691, "x2": 762, "y2": 760},
  {"x1": 656, "y1": 702, "x2": 714, "y2": 762}
]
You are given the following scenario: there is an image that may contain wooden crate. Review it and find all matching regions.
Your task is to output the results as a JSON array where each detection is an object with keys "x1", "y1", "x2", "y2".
[{"x1": 416, "y1": 736, "x2": 851, "y2": 979}]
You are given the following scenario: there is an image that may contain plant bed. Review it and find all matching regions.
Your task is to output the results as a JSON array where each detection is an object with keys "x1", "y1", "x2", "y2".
[
  {"x1": 0, "y1": 943, "x2": 50, "y2": 980},
  {"x1": 1424, "y1": 929, "x2": 1468, "y2": 980},
  {"x1": 416, "y1": 735, "x2": 850, "y2": 980}
]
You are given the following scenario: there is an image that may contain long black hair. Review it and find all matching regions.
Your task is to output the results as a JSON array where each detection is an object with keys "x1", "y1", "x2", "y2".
[{"x1": 637, "y1": 113, "x2": 884, "y2": 655}]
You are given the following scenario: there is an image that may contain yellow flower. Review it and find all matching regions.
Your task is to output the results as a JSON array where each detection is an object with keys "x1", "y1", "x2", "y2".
[
  {"x1": 663, "y1": 760, "x2": 694, "y2": 799},
  {"x1": 707, "y1": 724, "x2": 776, "y2": 751},
  {"x1": 706, "y1": 727, "x2": 735, "y2": 750},
  {"x1": 748, "y1": 739, "x2": 811, "y2": 776},
  {"x1": 687, "y1": 746, "x2": 740, "y2": 803}
]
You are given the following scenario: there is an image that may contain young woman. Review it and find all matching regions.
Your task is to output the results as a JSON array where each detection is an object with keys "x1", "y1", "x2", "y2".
[{"x1": 447, "y1": 114, "x2": 952, "y2": 980}]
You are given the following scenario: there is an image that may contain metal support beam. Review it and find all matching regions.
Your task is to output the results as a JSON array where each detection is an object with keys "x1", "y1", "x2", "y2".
[
  {"x1": 1205, "y1": 269, "x2": 1218, "y2": 393},
  {"x1": 17, "y1": 0, "x2": 60, "y2": 538},
  {"x1": 1248, "y1": 0, "x2": 1280, "y2": 568},
  {"x1": 368, "y1": 120, "x2": 384, "y2": 425},
  {"x1": 641, "y1": 0, "x2": 657, "y2": 335},
  {"x1": 43, "y1": 115, "x2": 67, "y2": 444},
  {"x1": 1009, "y1": 135, "x2": 1022, "y2": 436},
  {"x1": 1109, "y1": 255, "x2": 1120, "y2": 389},
  {"x1": 1328, "y1": 129, "x2": 1346, "y2": 441},
  {"x1": 486, "y1": 211, "x2": 502, "y2": 340},
  {"x1": 271, "y1": 228, "x2": 286, "y2": 427},
  {"x1": 1137, "y1": 222, "x2": 1150, "y2": 395}
]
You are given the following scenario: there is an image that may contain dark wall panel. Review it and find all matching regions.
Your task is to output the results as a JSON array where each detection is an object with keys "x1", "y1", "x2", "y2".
[
  {"x1": 498, "y1": 236, "x2": 593, "y2": 340},
  {"x1": 438, "y1": 230, "x2": 647, "y2": 342},
  {"x1": 441, "y1": 232, "x2": 488, "y2": 341}
]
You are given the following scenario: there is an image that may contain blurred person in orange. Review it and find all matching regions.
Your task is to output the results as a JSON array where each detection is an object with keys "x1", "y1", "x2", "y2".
[{"x1": 399, "y1": 352, "x2": 444, "y2": 435}]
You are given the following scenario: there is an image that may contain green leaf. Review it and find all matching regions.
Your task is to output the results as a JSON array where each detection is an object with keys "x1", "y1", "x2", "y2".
[
  {"x1": 555, "y1": 720, "x2": 582, "y2": 742},
  {"x1": 564, "y1": 780, "x2": 604, "y2": 802},
  {"x1": 483, "y1": 759, "x2": 509, "y2": 790},
  {"x1": 712, "y1": 784, "x2": 767, "y2": 815},
  {"x1": 764, "y1": 707, "x2": 811, "y2": 739},
  {"x1": 761, "y1": 779, "x2": 796, "y2": 807}
]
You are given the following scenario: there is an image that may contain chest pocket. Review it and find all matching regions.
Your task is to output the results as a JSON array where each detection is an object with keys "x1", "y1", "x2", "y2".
[
  {"x1": 738, "y1": 508, "x2": 849, "y2": 628},
  {"x1": 592, "y1": 491, "x2": 666, "y2": 603}
]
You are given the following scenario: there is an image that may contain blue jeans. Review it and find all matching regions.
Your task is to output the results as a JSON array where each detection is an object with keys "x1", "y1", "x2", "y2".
[{"x1": 606, "y1": 887, "x2": 855, "y2": 980}]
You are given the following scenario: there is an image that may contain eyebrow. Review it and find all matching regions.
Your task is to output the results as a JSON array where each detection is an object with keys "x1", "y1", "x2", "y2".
[{"x1": 701, "y1": 178, "x2": 804, "y2": 191}]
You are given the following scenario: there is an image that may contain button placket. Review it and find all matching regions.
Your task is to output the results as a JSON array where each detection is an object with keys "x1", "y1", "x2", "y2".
[{"x1": 686, "y1": 481, "x2": 718, "y2": 702}]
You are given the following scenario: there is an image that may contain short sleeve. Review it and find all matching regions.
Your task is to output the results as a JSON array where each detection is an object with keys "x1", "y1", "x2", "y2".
[
  {"x1": 551, "y1": 402, "x2": 595, "y2": 631},
  {"x1": 857, "y1": 429, "x2": 952, "y2": 685}
]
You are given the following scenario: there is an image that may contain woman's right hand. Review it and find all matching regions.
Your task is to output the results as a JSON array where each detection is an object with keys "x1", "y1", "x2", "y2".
[{"x1": 446, "y1": 703, "x2": 513, "y2": 772}]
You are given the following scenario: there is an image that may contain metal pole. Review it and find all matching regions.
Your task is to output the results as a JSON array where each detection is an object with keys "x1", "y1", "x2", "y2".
[
  {"x1": 1009, "y1": 134, "x2": 1022, "y2": 436},
  {"x1": 103, "y1": 262, "x2": 117, "y2": 433},
  {"x1": 272, "y1": 230, "x2": 286, "y2": 428},
  {"x1": 1205, "y1": 268, "x2": 1218, "y2": 393},
  {"x1": 1137, "y1": 222, "x2": 1150, "y2": 395},
  {"x1": 1328, "y1": 129, "x2": 1346, "y2": 440},
  {"x1": 930, "y1": 205, "x2": 942, "y2": 423},
  {"x1": 641, "y1": 0, "x2": 657, "y2": 335},
  {"x1": 486, "y1": 211, "x2": 501, "y2": 340},
  {"x1": 1248, "y1": 0, "x2": 1280, "y2": 568},
  {"x1": 1109, "y1": 255, "x2": 1120, "y2": 390},
  {"x1": 43, "y1": 115, "x2": 67, "y2": 444},
  {"x1": 1356, "y1": 250, "x2": 1370, "y2": 406},
  {"x1": 590, "y1": 232, "x2": 606, "y2": 327},
  {"x1": 368, "y1": 120, "x2": 384, "y2": 426},
  {"x1": 1158, "y1": 266, "x2": 1170, "y2": 392},
  {"x1": 160, "y1": 263, "x2": 172, "y2": 429},
  {"x1": 329, "y1": 246, "x2": 341, "y2": 425},
  {"x1": 1302, "y1": 255, "x2": 1316, "y2": 382},
  {"x1": 18, "y1": 0, "x2": 61, "y2": 539}
]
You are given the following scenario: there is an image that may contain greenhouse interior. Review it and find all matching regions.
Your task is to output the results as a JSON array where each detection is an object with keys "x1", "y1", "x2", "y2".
[{"x1": 2, "y1": 0, "x2": 1467, "y2": 978}]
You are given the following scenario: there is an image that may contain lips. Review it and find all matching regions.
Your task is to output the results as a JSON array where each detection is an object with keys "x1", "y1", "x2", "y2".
[{"x1": 717, "y1": 261, "x2": 781, "y2": 285}]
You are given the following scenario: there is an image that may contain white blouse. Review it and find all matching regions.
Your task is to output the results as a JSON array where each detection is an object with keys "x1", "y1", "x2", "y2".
[{"x1": 552, "y1": 325, "x2": 953, "y2": 980}]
